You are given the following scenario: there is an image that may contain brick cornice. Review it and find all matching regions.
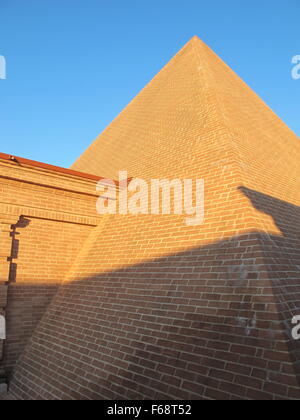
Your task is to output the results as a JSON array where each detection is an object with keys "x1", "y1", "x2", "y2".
[
  {"x1": 0, "y1": 204, "x2": 100, "y2": 227},
  {"x1": 0, "y1": 214, "x2": 20, "y2": 227}
]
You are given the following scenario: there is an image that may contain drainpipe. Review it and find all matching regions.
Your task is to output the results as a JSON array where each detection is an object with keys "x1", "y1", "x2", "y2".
[{"x1": 0, "y1": 215, "x2": 20, "y2": 392}]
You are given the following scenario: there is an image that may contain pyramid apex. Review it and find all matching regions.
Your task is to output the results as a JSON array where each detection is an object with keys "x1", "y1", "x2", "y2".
[
  {"x1": 184, "y1": 35, "x2": 198, "y2": 44},
  {"x1": 190, "y1": 35, "x2": 204, "y2": 43},
  {"x1": 183, "y1": 35, "x2": 207, "y2": 50}
]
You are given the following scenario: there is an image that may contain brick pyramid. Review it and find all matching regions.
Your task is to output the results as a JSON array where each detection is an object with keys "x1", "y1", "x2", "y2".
[{"x1": 9, "y1": 36, "x2": 300, "y2": 400}]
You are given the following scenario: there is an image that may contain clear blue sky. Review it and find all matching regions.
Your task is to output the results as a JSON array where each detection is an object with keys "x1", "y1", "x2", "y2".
[{"x1": 0, "y1": 0, "x2": 299, "y2": 168}]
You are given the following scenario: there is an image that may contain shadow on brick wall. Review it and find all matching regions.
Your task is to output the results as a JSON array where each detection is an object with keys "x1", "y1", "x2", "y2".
[
  {"x1": 5, "y1": 187, "x2": 300, "y2": 400},
  {"x1": 3, "y1": 217, "x2": 60, "y2": 374}
]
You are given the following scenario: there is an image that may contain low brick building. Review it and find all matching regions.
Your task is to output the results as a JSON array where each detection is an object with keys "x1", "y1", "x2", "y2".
[{"x1": 0, "y1": 36, "x2": 300, "y2": 400}]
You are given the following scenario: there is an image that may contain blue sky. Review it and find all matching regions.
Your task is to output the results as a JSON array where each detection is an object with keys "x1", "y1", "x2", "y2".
[{"x1": 0, "y1": 0, "x2": 299, "y2": 168}]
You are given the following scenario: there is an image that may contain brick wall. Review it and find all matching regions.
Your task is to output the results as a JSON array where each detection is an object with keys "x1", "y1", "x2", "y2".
[
  {"x1": 5, "y1": 36, "x2": 300, "y2": 399},
  {"x1": 0, "y1": 156, "x2": 101, "y2": 374}
]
